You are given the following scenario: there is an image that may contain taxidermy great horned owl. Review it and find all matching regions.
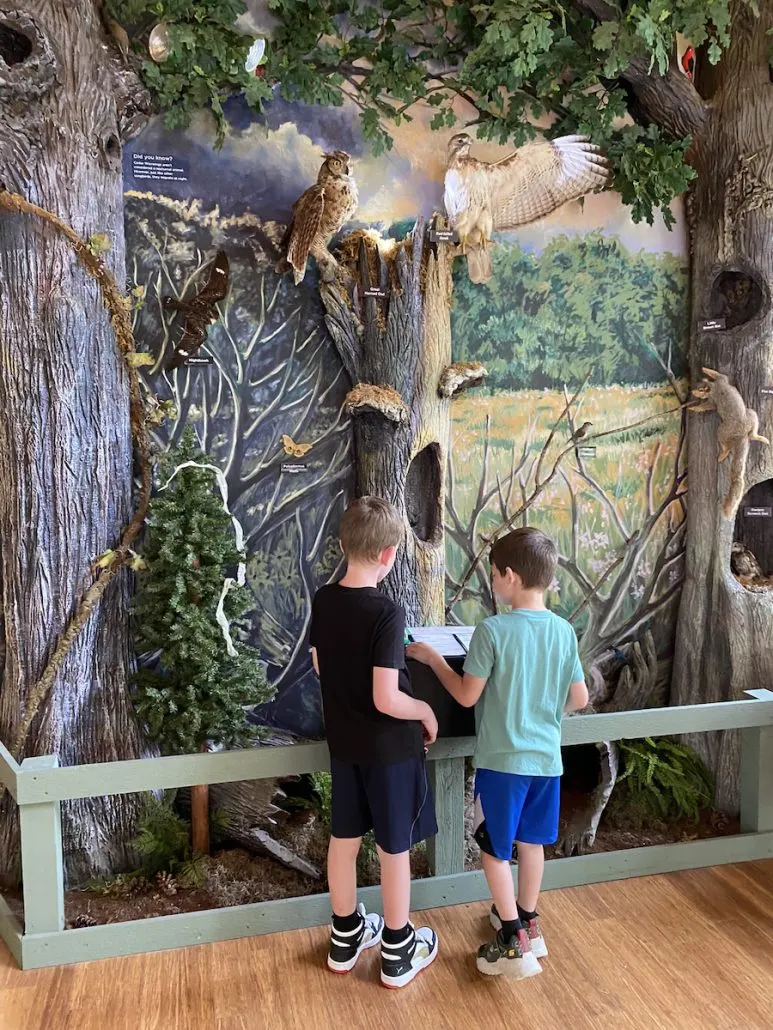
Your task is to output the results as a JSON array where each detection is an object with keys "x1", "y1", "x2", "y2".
[
  {"x1": 277, "y1": 151, "x2": 358, "y2": 285},
  {"x1": 444, "y1": 133, "x2": 611, "y2": 284}
]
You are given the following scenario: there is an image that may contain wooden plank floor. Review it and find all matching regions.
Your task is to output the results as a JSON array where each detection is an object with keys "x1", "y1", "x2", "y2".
[{"x1": 2, "y1": 861, "x2": 772, "y2": 1030}]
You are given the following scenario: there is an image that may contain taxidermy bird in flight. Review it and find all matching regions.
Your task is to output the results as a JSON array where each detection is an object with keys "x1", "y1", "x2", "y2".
[
  {"x1": 164, "y1": 250, "x2": 230, "y2": 370},
  {"x1": 277, "y1": 151, "x2": 358, "y2": 285},
  {"x1": 444, "y1": 133, "x2": 611, "y2": 283}
]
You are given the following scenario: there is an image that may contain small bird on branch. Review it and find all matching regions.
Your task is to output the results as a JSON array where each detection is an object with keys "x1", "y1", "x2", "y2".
[{"x1": 571, "y1": 421, "x2": 593, "y2": 442}]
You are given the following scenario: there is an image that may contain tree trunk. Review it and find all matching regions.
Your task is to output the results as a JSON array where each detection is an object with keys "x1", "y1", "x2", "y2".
[
  {"x1": 672, "y1": 0, "x2": 773, "y2": 811},
  {"x1": 0, "y1": 1, "x2": 149, "y2": 883},
  {"x1": 321, "y1": 221, "x2": 481, "y2": 625},
  {"x1": 190, "y1": 742, "x2": 210, "y2": 856}
]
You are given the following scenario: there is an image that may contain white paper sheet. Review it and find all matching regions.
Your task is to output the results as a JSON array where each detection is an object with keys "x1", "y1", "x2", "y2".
[{"x1": 406, "y1": 626, "x2": 475, "y2": 657}]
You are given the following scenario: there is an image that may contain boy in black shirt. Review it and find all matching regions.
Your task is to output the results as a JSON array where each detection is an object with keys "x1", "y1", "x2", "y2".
[{"x1": 310, "y1": 496, "x2": 439, "y2": 988}]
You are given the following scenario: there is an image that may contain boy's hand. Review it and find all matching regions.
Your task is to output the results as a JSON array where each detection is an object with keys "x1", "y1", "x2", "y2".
[
  {"x1": 406, "y1": 642, "x2": 440, "y2": 668},
  {"x1": 420, "y1": 703, "x2": 438, "y2": 746}
]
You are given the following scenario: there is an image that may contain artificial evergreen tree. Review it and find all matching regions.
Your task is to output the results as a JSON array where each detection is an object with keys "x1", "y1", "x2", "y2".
[{"x1": 134, "y1": 427, "x2": 272, "y2": 853}]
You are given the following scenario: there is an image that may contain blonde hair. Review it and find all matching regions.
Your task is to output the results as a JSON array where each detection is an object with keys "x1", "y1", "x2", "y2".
[{"x1": 339, "y1": 496, "x2": 403, "y2": 562}]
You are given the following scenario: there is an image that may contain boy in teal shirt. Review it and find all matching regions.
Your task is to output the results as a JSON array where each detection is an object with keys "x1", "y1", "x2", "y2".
[{"x1": 408, "y1": 527, "x2": 588, "y2": 979}]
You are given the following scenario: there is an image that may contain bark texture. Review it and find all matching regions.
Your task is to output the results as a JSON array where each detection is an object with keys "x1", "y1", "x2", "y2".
[
  {"x1": 320, "y1": 221, "x2": 461, "y2": 625},
  {"x1": 0, "y1": 1, "x2": 147, "y2": 883},
  {"x1": 670, "y1": 2, "x2": 773, "y2": 810}
]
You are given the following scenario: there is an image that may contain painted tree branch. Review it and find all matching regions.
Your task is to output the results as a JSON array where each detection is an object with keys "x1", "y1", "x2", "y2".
[{"x1": 0, "y1": 188, "x2": 152, "y2": 770}]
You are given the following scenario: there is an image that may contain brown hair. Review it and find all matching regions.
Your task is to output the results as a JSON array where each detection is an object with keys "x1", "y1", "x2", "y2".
[
  {"x1": 339, "y1": 496, "x2": 403, "y2": 562},
  {"x1": 490, "y1": 527, "x2": 557, "y2": 590}
]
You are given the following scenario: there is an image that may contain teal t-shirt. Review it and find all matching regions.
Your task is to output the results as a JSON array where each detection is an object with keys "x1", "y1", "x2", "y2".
[{"x1": 463, "y1": 609, "x2": 584, "y2": 777}]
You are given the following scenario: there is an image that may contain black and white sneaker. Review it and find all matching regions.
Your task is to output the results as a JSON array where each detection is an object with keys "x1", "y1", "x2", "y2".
[
  {"x1": 327, "y1": 903, "x2": 384, "y2": 974},
  {"x1": 380, "y1": 924, "x2": 438, "y2": 989}
]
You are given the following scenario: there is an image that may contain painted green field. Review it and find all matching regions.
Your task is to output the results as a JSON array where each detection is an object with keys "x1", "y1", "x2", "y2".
[{"x1": 447, "y1": 383, "x2": 686, "y2": 652}]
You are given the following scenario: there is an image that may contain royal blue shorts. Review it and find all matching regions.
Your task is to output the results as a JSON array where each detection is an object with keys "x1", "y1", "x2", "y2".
[
  {"x1": 473, "y1": 768, "x2": 561, "y2": 860},
  {"x1": 330, "y1": 757, "x2": 438, "y2": 855}
]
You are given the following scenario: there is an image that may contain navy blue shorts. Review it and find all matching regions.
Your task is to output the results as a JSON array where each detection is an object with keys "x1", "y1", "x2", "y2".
[
  {"x1": 473, "y1": 768, "x2": 561, "y2": 860},
  {"x1": 330, "y1": 757, "x2": 438, "y2": 855}
]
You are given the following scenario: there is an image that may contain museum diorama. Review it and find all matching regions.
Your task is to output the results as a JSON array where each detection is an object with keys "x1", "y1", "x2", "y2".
[{"x1": 0, "y1": 0, "x2": 772, "y2": 939}]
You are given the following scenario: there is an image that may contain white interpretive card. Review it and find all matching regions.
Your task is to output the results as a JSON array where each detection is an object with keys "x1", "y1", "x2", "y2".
[{"x1": 406, "y1": 626, "x2": 475, "y2": 657}]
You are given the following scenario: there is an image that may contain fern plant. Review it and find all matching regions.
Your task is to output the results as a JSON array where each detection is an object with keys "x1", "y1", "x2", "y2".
[
  {"x1": 133, "y1": 793, "x2": 206, "y2": 887},
  {"x1": 616, "y1": 737, "x2": 714, "y2": 825}
]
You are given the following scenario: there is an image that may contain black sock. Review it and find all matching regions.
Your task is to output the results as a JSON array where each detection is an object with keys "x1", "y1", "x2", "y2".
[
  {"x1": 500, "y1": 918, "x2": 522, "y2": 941},
  {"x1": 332, "y1": 910, "x2": 362, "y2": 934},
  {"x1": 382, "y1": 923, "x2": 412, "y2": 945},
  {"x1": 517, "y1": 903, "x2": 537, "y2": 923}
]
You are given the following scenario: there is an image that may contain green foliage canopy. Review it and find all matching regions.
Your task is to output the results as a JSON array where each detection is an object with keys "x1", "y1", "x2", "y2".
[
  {"x1": 452, "y1": 234, "x2": 687, "y2": 389},
  {"x1": 109, "y1": 0, "x2": 757, "y2": 224}
]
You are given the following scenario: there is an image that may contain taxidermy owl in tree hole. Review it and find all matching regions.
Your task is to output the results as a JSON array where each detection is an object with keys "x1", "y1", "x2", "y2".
[
  {"x1": 164, "y1": 250, "x2": 230, "y2": 370},
  {"x1": 277, "y1": 151, "x2": 358, "y2": 286},
  {"x1": 444, "y1": 133, "x2": 611, "y2": 284}
]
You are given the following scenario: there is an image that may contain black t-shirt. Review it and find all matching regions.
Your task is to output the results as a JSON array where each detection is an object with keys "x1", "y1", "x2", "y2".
[{"x1": 309, "y1": 584, "x2": 424, "y2": 764}]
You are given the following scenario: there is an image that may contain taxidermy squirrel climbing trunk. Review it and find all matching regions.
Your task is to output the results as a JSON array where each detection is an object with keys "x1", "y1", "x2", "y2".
[
  {"x1": 0, "y1": 1, "x2": 151, "y2": 883},
  {"x1": 319, "y1": 220, "x2": 485, "y2": 624},
  {"x1": 670, "y1": 1, "x2": 773, "y2": 811}
]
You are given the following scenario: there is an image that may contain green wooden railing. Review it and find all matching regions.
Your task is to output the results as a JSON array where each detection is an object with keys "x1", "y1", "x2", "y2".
[{"x1": 1, "y1": 691, "x2": 772, "y2": 970}]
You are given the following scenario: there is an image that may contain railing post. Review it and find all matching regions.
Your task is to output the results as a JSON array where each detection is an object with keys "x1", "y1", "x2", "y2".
[
  {"x1": 426, "y1": 756, "x2": 466, "y2": 876},
  {"x1": 739, "y1": 725, "x2": 773, "y2": 833},
  {"x1": 18, "y1": 755, "x2": 65, "y2": 935}
]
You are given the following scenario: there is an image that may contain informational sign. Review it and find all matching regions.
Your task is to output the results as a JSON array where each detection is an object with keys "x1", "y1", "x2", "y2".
[
  {"x1": 406, "y1": 626, "x2": 475, "y2": 657},
  {"x1": 700, "y1": 318, "x2": 726, "y2": 332},
  {"x1": 761, "y1": 387, "x2": 773, "y2": 397},
  {"x1": 577, "y1": 445, "x2": 597, "y2": 458},
  {"x1": 429, "y1": 228, "x2": 458, "y2": 244},
  {"x1": 363, "y1": 287, "x2": 388, "y2": 298},
  {"x1": 281, "y1": 463, "x2": 309, "y2": 475},
  {"x1": 131, "y1": 153, "x2": 190, "y2": 183},
  {"x1": 184, "y1": 355, "x2": 213, "y2": 366},
  {"x1": 744, "y1": 506, "x2": 772, "y2": 518}
]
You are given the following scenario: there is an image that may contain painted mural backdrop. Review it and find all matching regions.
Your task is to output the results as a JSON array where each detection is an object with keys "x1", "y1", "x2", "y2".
[{"x1": 124, "y1": 87, "x2": 687, "y2": 737}]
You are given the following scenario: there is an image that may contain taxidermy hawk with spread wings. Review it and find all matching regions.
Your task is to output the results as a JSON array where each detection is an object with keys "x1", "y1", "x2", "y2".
[
  {"x1": 444, "y1": 133, "x2": 611, "y2": 284},
  {"x1": 164, "y1": 250, "x2": 229, "y2": 370},
  {"x1": 277, "y1": 151, "x2": 358, "y2": 285}
]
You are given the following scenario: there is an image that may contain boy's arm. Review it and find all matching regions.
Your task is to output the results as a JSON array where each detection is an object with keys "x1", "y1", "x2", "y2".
[
  {"x1": 564, "y1": 633, "x2": 589, "y2": 713},
  {"x1": 310, "y1": 647, "x2": 319, "y2": 676},
  {"x1": 373, "y1": 667, "x2": 438, "y2": 744},
  {"x1": 565, "y1": 679, "x2": 589, "y2": 713},
  {"x1": 406, "y1": 644, "x2": 487, "y2": 709}
]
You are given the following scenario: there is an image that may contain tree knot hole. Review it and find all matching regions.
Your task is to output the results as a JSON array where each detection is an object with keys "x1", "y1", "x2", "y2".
[
  {"x1": 731, "y1": 478, "x2": 773, "y2": 592},
  {"x1": 405, "y1": 443, "x2": 442, "y2": 545},
  {"x1": 708, "y1": 270, "x2": 764, "y2": 330},
  {"x1": 0, "y1": 24, "x2": 32, "y2": 65}
]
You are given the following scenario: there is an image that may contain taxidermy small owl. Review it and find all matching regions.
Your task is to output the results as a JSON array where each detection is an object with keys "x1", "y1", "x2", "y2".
[
  {"x1": 444, "y1": 133, "x2": 611, "y2": 284},
  {"x1": 277, "y1": 151, "x2": 358, "y2": 286},
  {"x1": 164, "y1": 250, "x2": 229, "y2": 370}
]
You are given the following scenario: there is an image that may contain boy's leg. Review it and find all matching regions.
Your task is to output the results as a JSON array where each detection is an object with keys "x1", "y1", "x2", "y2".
[
  {"x1": 377, "y1": 847, "x2": 411, "y2": 931},
  {"x1": 474, "y1": 769, "x2": 542, "y2": 979},
  {"x1": 515, "y1": 841, "x2": 545, "y2": 914},
  {"x1": 364, "y1": 759, "x2": 439, "y2": 989},
  {"x1": 507, "y1": 775, "x2": 560, "y2": 960},
  {"x1": 328, "y1": 835, "x2": 361, "y2": 918},
  {"x1": 326, "y1": 761, "x2": 384, "y2": 974}
]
